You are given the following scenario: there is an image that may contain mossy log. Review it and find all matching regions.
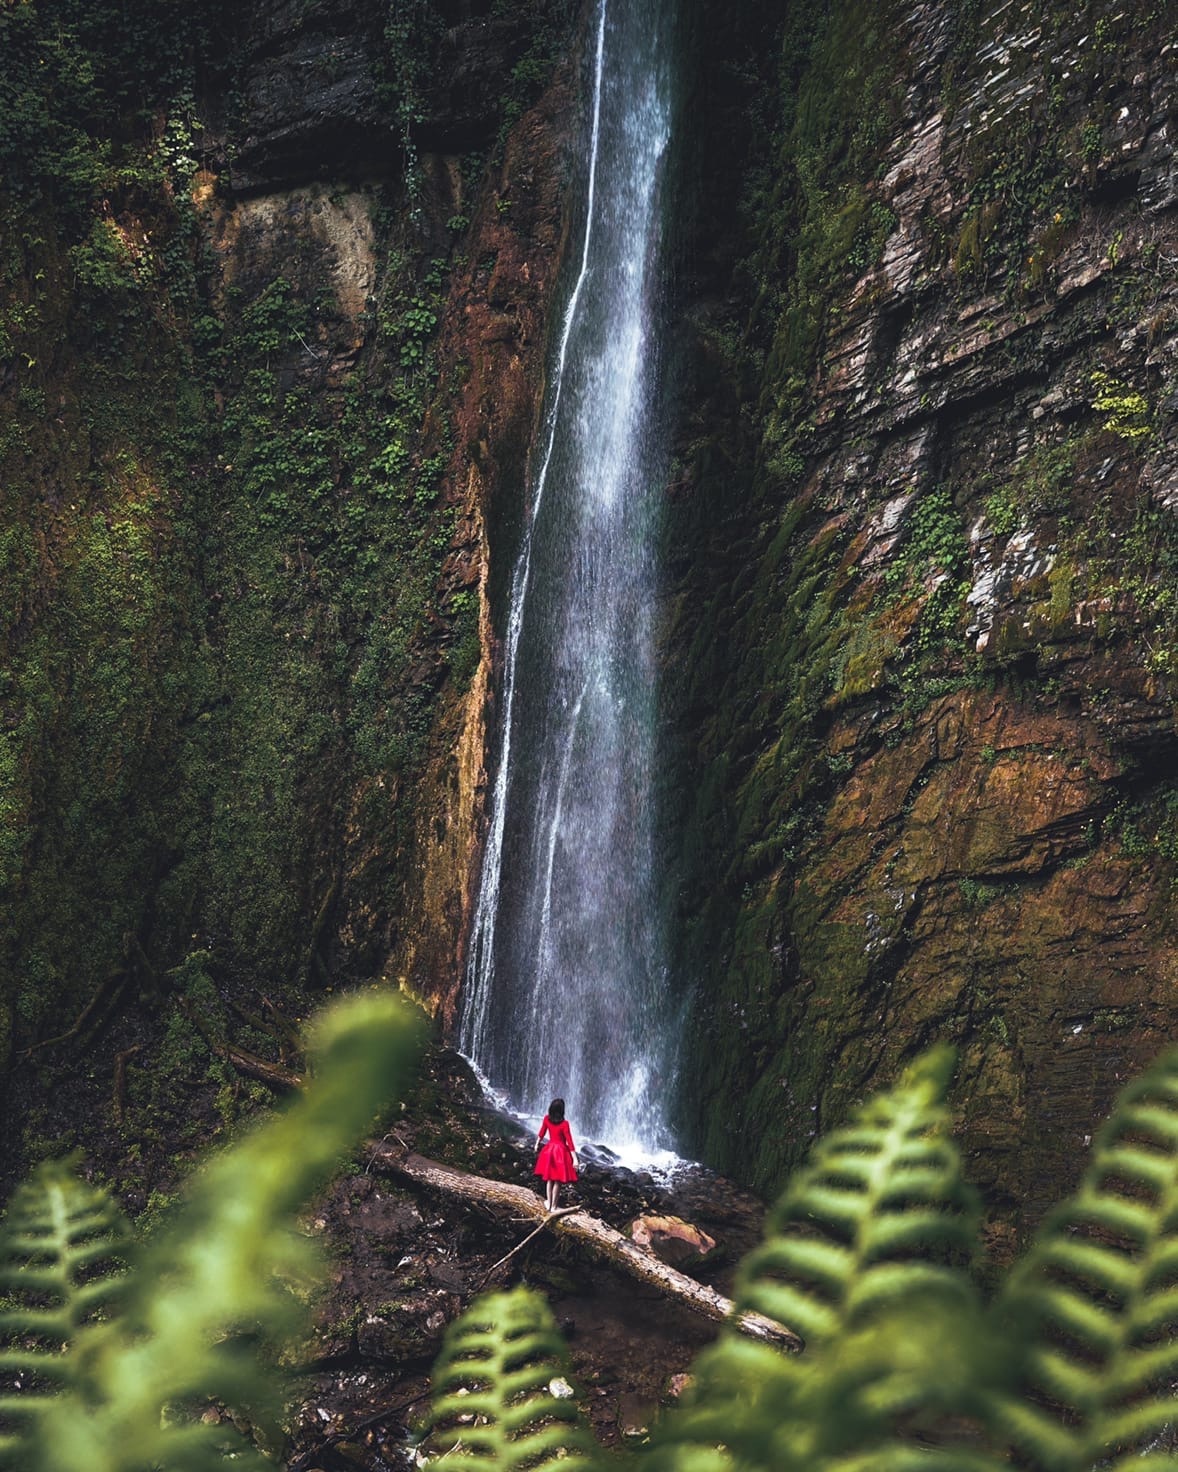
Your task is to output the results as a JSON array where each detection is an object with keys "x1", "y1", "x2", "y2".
[{"x1": 367, "y1": 1143, "x2": 802, "y2": 1350}]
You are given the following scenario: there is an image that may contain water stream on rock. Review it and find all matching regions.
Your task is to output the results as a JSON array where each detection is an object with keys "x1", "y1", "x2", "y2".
[{"x1": 459, "y1": 0, "x2": 678, "y2": 1166}]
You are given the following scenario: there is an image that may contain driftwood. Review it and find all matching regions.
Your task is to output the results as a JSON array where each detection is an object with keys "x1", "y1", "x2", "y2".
[
  {"x1": 480, "y1": 1206, "x2": 579, "y2": 1285},
  {"x1": 367, "y1": 1143, "x2": 802, "y2": 1351}
]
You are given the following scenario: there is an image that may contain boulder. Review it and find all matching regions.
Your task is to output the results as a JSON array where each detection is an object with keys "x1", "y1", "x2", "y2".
[{"x1": 628, "y1": 1214, "x2": 718, "y2": 1271}]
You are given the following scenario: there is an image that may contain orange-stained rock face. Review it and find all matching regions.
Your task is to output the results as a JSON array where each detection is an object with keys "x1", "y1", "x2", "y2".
[
  {"x1": 667, "y1": 0, "x2": 1176, "y2": 1245},
  {"x1": 380, "y1": 77, "x2": 579, "y2": 1025},
  {"x1": 795, "y1": 683, "x2": 1173, "y2": 1248}
]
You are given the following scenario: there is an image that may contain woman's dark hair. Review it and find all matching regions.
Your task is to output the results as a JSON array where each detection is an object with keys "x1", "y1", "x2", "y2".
[{"x1": 548, "y1": 1097, "x2": 565, "y2": 1123}]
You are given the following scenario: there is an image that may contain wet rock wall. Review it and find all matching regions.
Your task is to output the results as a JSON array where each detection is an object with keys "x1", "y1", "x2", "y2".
[
  {"x1": 0, "y1": 0, "x2": 580, "y2": 1176},
  {"x1": 669, "y1": 0, "x2": 1176, "y2": 1249}
]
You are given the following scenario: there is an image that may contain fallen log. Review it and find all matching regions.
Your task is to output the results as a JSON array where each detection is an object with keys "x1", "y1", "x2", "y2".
[{"x1": 366, "y1": 1142, "x2": 802, "y2": 1351}]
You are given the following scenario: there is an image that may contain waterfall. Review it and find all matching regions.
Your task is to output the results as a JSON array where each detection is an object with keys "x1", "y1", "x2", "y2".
[{"x1": 458, "y1": 0, "x2": 677, "y2": 1162}]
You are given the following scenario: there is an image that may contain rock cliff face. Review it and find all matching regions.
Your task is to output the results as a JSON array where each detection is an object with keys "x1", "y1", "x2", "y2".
[
  {"x1": 670, "y1": 0, "x2": 1176, "y2": 1245},
  {"x1": 1, "y1": 0, "x2": 1173, "y2": 1248},
  {"x1": 188, "y1": 0, "x2": 581, "y2": 1017},
  {"x1": 0, "y1": 0, "x2": 579, "y2": 1173}
]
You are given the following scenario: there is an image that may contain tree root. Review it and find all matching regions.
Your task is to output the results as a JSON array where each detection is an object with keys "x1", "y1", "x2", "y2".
[
  {"x1": 226, "y1": 996, "x2": 299, "y2": 1059},
  {"x1": 20, "y1": 968, "x2": 128, "y2": 1058},
  {"x1": 111, "y1": 1044, "x2": 142, "y2": 1123},
  {"x1": 178, "y1": 1000, "x2": 303, "y2": 1092}
]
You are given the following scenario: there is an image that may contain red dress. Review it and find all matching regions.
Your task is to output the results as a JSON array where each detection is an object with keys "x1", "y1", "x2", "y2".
[{"x1": 534, "y1": 1116, "x2": 577, "y2": 1183}]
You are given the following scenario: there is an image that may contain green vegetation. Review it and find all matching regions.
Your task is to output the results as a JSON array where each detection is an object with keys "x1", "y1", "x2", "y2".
[
  {"x1": 1089, "y1": 370, "x2": 1153, "y2": 443},
  {"x1": 429, "y1": 1290, "x2": 597, "y2": 1469},
  {"x1": 747, "y1": 0, "x2": 904, "y2": 474},
  {"x1": 959, "y1": 877, "x2": 1006, "y2": 909},
  {"x1": 12, "y1": 1034, "x2": 1177, "y2": 1470},
  {"x1": 666, "y1": 0, "x2": 1176, "y2": 1203},
  {"x1": 0, "y1": 992, "x2": 424, "y2": 1472},
  {"x1": 427, "y1": 1047, "x2": 1178, "y2": 1471},
  {"x1": 0, "y1": 0, "x2": 487, "y2": 1088}
]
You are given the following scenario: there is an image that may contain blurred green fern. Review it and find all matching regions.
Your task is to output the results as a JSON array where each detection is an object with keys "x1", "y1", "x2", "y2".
[
  {"x1": 0, "y1": 1162, "x2": 130, "y2": 1456},
  {"x1": 736, "y1": 1045, "x2": 979, "y2": 1343},
  {"x1": 429, "y1": 1287, "x2": 596, "y2": 1470},
  {"x1": 7, "y1": 1023, "x2": 1178, "y2": 1472},
  {"x1": 643, "y1": 1045, "x2": 1005, "y2": 1472},
  {"x1": 0, "y1": 991, "x2": 423, "y2": 1472},
  {"x1": 989, "y1": 1051, "x2": 1178, "y2": 1472}
]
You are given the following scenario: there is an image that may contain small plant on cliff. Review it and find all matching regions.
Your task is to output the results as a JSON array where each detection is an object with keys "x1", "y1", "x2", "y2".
[
  {"x1": 885, "y1": 483, "x2": 968, "y2": 593},
  {"x1": 1090, "y1": 370, "x2": 1152, "y2": 443}
]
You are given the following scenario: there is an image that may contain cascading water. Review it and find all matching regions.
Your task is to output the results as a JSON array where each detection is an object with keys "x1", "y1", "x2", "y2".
[{"x1": 458, "y1": 0, "x2": 678, "y2": 1163}]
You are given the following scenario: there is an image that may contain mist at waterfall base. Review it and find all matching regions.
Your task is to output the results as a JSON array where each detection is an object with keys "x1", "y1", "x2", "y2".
[{"x1": 458, "y1": 0, "x2": 683, "y2": 1173}]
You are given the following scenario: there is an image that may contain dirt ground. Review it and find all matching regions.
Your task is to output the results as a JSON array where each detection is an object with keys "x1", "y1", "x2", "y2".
[{"x1": 284, "y1": 1048, "x2": 771, "y2": 1471}]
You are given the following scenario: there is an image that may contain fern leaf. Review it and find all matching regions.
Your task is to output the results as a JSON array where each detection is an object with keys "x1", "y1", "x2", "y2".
[
  {"x1": 3, "y1": 992, "x2": 424, "y2": 1472},
  {"x1": 0, "y1": 1157, "x2": 130, "y2": 1467},
  {"x1": 984, "y1": 1390, "x2": 1077, "y2": 1470},
  {"x1": 1105, "y1": 1454, "x2": 1178, "y2": 1472},
  {"x1": 1036, "y1": 1236, "x2": 1138, "y2": 1294},
  {"x1": 0, "y1": 1306, "x2": 73, "y2": 1338},
  {"x1": 993, "y1": 1048, "x2": 1178, "y2": 1472},
  {"x1": 844, "y1": 1259, "x2": 977, "y2": 1317},
  {"x1": 0, "y1": 1353, "x2": 68, "y2": 1378},
  {"x1": 735, "y1": 1045, "x2": 978, "y2": 1346},
  {"x1": 1100, "y1": 1145, "x2": 1175, "y2": 1192},
  {"x1": 829, "y1": 1449, "x2": 1011, "y2": 1472},
  {"x1": 429, "y1": 1287, "x2": 597, "y2": 1470},
  {"x1": 1132, "y1": 1286, "x2": 1178, "y2": 1333},
  {"x1": 763, "y1": 1236, "x2": 853, "y2": 1291},
  {"x1": 734, "y1": 1280, "x2": 839, "y2": 1342},
  {"x1": 1026, "y1": 1284, "x2": 1118, "y2": 1353}
]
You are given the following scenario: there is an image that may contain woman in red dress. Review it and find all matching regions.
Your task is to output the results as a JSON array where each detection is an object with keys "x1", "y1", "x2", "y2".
[{"x1": 534, "y1": 1097, "x2": 578, "y2": 1212}]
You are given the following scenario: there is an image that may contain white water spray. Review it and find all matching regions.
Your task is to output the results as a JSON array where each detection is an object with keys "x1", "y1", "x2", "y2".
[{"x1": 459, "y1": 0, "x2": 677, "y2": 1165}]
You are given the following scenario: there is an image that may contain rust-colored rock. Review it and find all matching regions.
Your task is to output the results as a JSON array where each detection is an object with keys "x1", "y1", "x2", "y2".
[
  {"x1": 628, "y1": 1214, "x2": 719, "y2": 1270},
  {"x1": 670, "y1": 0, "x2": 1176, "y2": 1251}
]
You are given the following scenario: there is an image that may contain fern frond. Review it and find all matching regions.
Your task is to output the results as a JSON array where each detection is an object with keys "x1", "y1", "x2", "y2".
[
  {"x1": 735, "y1": 1045, "x2": 979, "y2": 1347},
  {"x1": 0, "y1": 1160, "x2": 129, "y2": 1329},
  {"x1": 0, "y1": 1157, "x2": 130, "y2": 1464},
  {"x1": 646, "y1": 1051, "x2": 1010, "y2": 1472},
  {"x1": 649, "y1": 1293, "x2": 1007, "y2": 1472},
  {"x1": 828, "y1": 1449, "x2": 1010, "y2": 1472},
  {"x1": 0, "y1": 1353, "x2": 68, "y2": 1378},
  {"x1": 429, "y1": 1287, "x2": 597, "y2": 1470},
  {"x1": 993, "y1": 1049, "x2": 1178, "y2": 1472},
  {"x1": 3, "y1": 992, "x2": 424, "y2": 1472}
]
